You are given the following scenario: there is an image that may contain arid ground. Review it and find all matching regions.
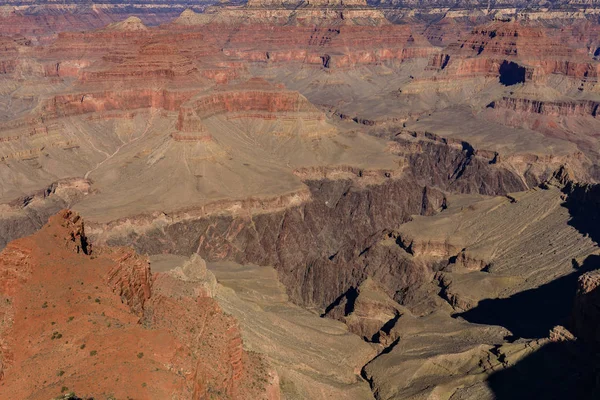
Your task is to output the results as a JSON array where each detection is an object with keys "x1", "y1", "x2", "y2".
[{"x1": 0, "y1": 0, "x2": 600, "y2": 399}]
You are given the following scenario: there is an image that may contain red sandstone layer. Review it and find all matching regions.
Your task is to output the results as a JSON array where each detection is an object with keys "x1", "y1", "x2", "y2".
[
  {"x1": 428, "y1": 20, "x2": 600, "y2": 82},
  {"x1": 489, "y1": 97, "x2": 600, "y2": 117}
]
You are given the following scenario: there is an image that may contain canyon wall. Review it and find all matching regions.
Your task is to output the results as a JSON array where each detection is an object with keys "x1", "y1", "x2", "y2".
[
  {"x1": 103, "y1": 137, "x2": 532, "y2": 309},
  {"x1": 489, "y1": 97, "x2": 600, "y2": 117},
  {"x1": 41, "y1": 89, "x2": 197, "y2": 118},
  {"x1": 0, "y1": 179, "x2": 91, "y2": 251},
  {"x1": 566, "y1": 183, "x2": 600, "y2": 350}
]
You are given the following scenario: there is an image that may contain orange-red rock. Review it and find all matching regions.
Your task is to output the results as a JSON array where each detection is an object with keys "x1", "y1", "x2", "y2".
[{"x1": 0, "y1": 210, "x2": 279, "y2": 399}]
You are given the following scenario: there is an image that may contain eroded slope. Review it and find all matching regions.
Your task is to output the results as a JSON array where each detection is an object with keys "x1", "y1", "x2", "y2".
[{"x1": 0, "y1": 210, "x2": 279, "y2": 399}]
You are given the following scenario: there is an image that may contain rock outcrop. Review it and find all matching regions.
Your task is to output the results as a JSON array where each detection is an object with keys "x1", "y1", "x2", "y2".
[
  {"x1": 103, "y1": 16, "x2": 149, "y2": 32},
  {"x1": 488, "y1": 97, "x2": 600, "y2": 117},
  {"x1": 573, "y1": 267, "x2": 600, "y2": 349},
  {"x1": 325, "y1": 277, "x2": 407, "y2": 341},
  {"x1": 0, "y1": 210, "x2": 279, "y2": 399}
]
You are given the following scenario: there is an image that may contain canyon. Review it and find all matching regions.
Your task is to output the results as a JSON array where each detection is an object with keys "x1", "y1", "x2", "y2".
[{"x1": 0, "y1": 0, "x2": 599, "y2": 399}]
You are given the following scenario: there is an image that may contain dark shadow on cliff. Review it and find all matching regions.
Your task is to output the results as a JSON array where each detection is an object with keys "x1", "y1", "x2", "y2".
[
  {"x1": 456, "y1": 256, "x2": 600, "y2": 339},
  {"x1": 487, "y1": 339, "x2": 600, "y2": 400},
  {"x1": 499, "y1": 61, "x2": 526, "y2": 86},
  {"x1": 457, "y1": 182, "x2": 600, "y2": 339},
  {"x1": 321, "y1": 286, "x2": 358, "y2": 317},
  {"x1": 562, "y1": 183, "x2": 600, "y2": 245},
  {"x1": 484, "y1": 183, "x2": 600, "y2": 399}
]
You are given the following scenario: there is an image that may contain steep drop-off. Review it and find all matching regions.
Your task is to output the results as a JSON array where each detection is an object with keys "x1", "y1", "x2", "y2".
[
  {"x1": 0, "y1": 210, "x2": 279, "y2": 399},
  {"x1": 98, "y1": 134, "x2": 536, "y2": 310}
]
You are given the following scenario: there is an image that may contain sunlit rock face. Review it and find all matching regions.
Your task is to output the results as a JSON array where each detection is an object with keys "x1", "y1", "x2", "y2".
[
  {"x1": 0, "y1": 2, "x2": 599, "y2": 399},
  {"x1": 0, "y1": 211, "x2": 279, "y2": 399}
]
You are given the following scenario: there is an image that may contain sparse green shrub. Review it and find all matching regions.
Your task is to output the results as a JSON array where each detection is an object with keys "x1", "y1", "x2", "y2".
[{"x1": 52, "y1": 391, "x2": 85, "y2": 400}]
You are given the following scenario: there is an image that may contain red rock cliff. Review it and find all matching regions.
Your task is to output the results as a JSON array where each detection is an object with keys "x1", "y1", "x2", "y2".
[{"x1": 0, "y1": 210, "x2": 279, "y2": 399}]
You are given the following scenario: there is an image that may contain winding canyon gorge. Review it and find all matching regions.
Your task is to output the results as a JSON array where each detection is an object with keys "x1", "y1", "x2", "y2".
[{"x1": 0, "y1": 0, "x2": 600, "y2": 399}]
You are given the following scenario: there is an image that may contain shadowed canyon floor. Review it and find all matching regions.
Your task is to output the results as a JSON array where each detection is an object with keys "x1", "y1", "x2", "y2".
[{"x1": 1, "y1": 1, "x2": 600, "y2": 399}]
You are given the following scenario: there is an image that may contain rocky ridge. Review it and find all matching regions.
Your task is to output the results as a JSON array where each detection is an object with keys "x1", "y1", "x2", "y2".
[
  {"x1": 0, "y1": 210, "x2": 279, "y2": 399},
  {"x1": 90, "y1": 132, "x2": 561, "y2": 312},
  {"x1": 174, "y1": 0, "x2": 389, "y2": 27}
]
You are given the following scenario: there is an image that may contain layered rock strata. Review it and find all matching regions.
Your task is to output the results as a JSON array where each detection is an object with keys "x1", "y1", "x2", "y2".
[
  {"x1": 174, "y1": 0, "x2": 389, "y2": 27},
  {"x1": 94, "y1": 131, "x2": 554, "y2": 311},
  {"x1": 167, "y1": 259, "x2": 378, "y2": 399}
]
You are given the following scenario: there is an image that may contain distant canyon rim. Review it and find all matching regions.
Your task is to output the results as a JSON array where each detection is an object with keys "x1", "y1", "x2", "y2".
[{"x1": 0, "y1": 0, "x2": 599, "y2": 399}]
